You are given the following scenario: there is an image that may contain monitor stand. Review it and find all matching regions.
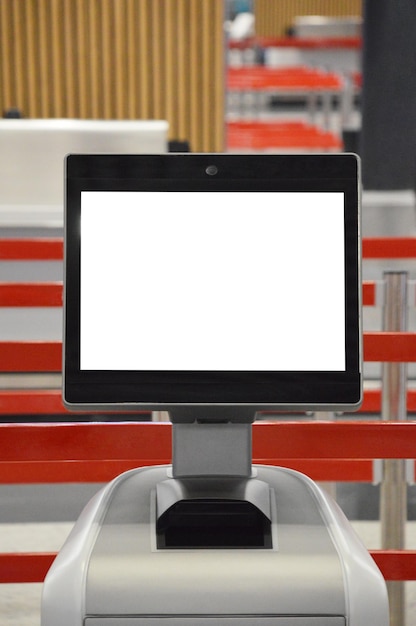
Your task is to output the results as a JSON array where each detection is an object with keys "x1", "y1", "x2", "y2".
[{"x1": 41, "y1": 415, "x2": 389, "y2": 626}]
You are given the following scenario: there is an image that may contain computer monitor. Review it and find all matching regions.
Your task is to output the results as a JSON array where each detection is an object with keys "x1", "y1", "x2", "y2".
[{"x1": 63, "y1": 153, "x2": 361, "y2": 421}]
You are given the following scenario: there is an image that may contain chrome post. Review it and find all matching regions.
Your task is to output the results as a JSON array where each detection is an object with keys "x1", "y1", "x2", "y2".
[{"x1": 381, "y1": 271, "x2": 408, "y2": 626}]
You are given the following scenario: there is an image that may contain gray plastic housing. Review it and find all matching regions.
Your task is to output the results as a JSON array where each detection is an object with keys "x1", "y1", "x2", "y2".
[{"x1": 41, "y1": 465, "x2": 388, "y2": 626}]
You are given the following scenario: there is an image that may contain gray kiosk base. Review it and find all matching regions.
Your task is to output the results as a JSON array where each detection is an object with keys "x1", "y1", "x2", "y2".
[{"x1": 41, "y1": 464, "x2": 389, "y2": 626}]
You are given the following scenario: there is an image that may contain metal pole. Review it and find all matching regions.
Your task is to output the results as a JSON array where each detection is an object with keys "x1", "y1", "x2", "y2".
[{"x1": 380, "y1": 271, "x2": 408, "y2": 626}]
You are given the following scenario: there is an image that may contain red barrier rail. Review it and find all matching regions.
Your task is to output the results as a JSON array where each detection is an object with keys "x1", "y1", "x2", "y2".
[
  {"x1": 0, "y1": 341, "x2": 62, "y2": 372},
  {"x1": 0, "y1": 279, "x2": 378, "y2": 308},
  {"x1": 2, "y1": 385, "x2": 414, "y2": 418},
  {"x1": 227, "y1": 121, "x2": 342, "y2": 151},
  {"x1": 0, "y1": 421, "x2": 414, "y2": 485},
  {"x1": 256, "y1": 37, "x2": 363, "y2": 50},
  {"x1": 0, "y1": 553, "x2": 56, "y2": 584},
  {"x1": 363, "y1": 332, "x2": 416, "y2": 362},
  {"x1": 0, "y1": 421, "x2": 386, "y2": 484},
  {"x1": 2, "y1": 549, "x2": 412, "y2": 584},
  {"x1": 227, "y1": 66, "x2": 344, "y2": 91},
  {"x1": 361, "y1": 388, "x2": 416, "y2": 413},
  {"x1": 0, "y1": 282, "x2": 63, "y2": 306},
  {"x1": 228, "y1": 37, "x2": 362, "y2": 50},
  {"x1": 0, "y1": 550, "x2": 412, "y2": 583},
  {"x1": 0, "y1": 458, "x2": 375, "y2": 485},
  {"x1": 0, "y1": 390, "x2": 68, "y2": 415},
  {"x1": 2, "y1": 332, "x2": 416, "y2": 373},
  {"x1": 0, "y1": 389, "x2": 150, "y2": 421},
  {"x1": 362, "y1": 281, "x2": 376, "y2": 306},
  {"x1": 0, "y1": 238, "x2": 63, "y2": 260},
  {"x1": 1, "y1": 421, "x2": 416, "y2": 465},
  {"x1": 371, "y1": 550, "x2": 416, "y2": 581},
  {"x1": 3, "y1": 237, "x2": 416, "y2": 261},
  {"x1": 363, "y1": 237, "x2": 416, "y2": 259}
]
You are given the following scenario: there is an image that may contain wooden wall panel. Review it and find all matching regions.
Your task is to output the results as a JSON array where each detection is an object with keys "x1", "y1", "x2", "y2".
[
  {"x1": 255, "y1": 0, "x2": 363, "y2": 38},
  {"x1": 0, "y1": 0, "x2": 224, "y2": 152}
]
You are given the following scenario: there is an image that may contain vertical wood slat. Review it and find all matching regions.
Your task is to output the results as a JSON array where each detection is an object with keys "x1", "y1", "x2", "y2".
[
  {"x1": 0, "y1": 2, "x2": 12, "y2": 110},
  {"x1": 202, "y1": 2, "x2": 217, "y2": 152},
  {"x1": 50, "y1": 0, "x2": 63, "y2": 117},
  {"x1": 0, "y1": 0, "x2": 224, "y2": 152},
  {"x1": 176, "y1": 0, "x2": 187, "y2": 140},
  {"x1": 164, "y1": 1, "x2": 177, "y2": 138},
  {"x1": 11, "y1": 1, "x2": 25, "y2": 111},
  {"x1": 139, "y1": 0, "x2": 153, "y2": 119},
  {"x1": 62, "y1": 0, "x2": 75, "y2": 118},
  {"x1": 75, "y1": 0, "x2": 89, "y2": 119},
  {"x1": 87, "y1": 0, "x2": 99, "y2": 119},
  {"x1": 24, "y1": 0, "x2": 37, "y2": 115},
  {"x1": 125, "y1": 0, "x2": 138, "y2": 120},
  {"x1": 255, "y1": 0, "x2": 363, "y2": 38},
  {"x1": 212, "y1": 0, "x2": 225, "y2": 151},
  {"x1": 99, "y1": 0, "x2": 112, "y2": 119},
  {"x1": 151, "y1": 0, "x2": 164, "y2": 121},
  {"x1": 189, "y1": 0, "x2": 201, "y2": 151}
]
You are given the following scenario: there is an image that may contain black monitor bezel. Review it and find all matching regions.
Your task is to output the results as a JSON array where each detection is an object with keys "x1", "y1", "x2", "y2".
[{"x1": 63, "y1": 153, "x2": 361, "y2": 415}]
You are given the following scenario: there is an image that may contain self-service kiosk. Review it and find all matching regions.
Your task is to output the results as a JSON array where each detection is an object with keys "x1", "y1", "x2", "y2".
[
  {"x1": 41, "y1": 154, "x2": 389, "y2": 626},
  {"x1": 42, "y1": 422, "x2": 388, "y2": 626}
]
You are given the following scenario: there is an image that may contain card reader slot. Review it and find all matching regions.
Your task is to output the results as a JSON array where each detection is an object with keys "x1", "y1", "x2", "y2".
[{"x1": 156, "y1": 498, "x2": 272, "y2": 549}]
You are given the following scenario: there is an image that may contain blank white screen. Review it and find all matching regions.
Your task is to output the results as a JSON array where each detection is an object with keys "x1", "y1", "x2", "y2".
[{"x1": 80, "y1": 191, "x2": 345, "y2": 371}]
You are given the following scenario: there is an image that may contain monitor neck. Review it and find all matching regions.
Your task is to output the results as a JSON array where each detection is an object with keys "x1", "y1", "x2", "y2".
[{"x1": 171, "y1": 420, "x2": 253, "y2": 478}]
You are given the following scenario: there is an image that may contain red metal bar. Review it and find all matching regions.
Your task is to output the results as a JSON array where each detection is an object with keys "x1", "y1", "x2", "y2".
[
  {"x1": 228, "y1": 133, "x2": 342, "y2": 150},
  {"x1": 0, "y1": 389, "x2": 69, "y2": 414},
  {"x1": 0, "y1": 549, "x2": 414, "y2": 584},
  {"x1": 371, "y1": 550, "x2": 416, "y2": 581},
  {"x1": 228, "y1": 37, "x2": 362, "y2": 50},
  {"x1": 0, "y1": 282, "x2": 63, "y2": 306},
  {"x1": 359, "y1": 388, "x2": 382, "y2": 413},
  {"x1": 0, "y1": 458, "x2": 374, "y2": 484},
  {"x1": 0, "y1": 422, "x2": 172, "y2": 463},
  {"x1": 254, "y1": 459, "x2": 373, "y2": 482},
  {"x1": 0, "y1": 459, "x2": 166, "y2": 484},
  {"x1": 359, "y1": 388, "x2": 416, "y2": 413},
  {"x1": 227, "y1": 121, "x2": 342, "y2": 150},
  {"x1": 362, "y1": 281, "x2": 376, "y2": 306},
  {"x1": 252, "y1": 421, "x2": 416, "y2": 461},
  {"x1": 0, "y1": 553, "x2": 56, "y2": 583},
  {"x1": 227, "y1": 67, "x2": 344, "y2": 91},
  {"x1": 3, "y1": 386, "x2": 416, "y2": 419},
  {"x1": 0, "y1": 280, "x2": 381, "y2": 310},
  {"x1": 362, "y1": 237, "x2": 416, "y2": 259},
  {"x1": 1, "y1": 237, "x2": 416, "y2": 261},
  {"x1": 0, "y1": 341, "x2": 62, "y2": 372},
  {"x1": 6, "y1": 386, "x2": 416, "y2": 418},
  {"x1": 363, "y1": 332, "x2": 416, "y2": 362},
  {"x1": 0, "y1": 238, "x2": 63, "y2": 260},
  {"x1": 1, "y1": 332, "x2": 415, "y2": 375},
  {"x1": 0, "y1": 387, "x2": 379, "y2": 416},
  {"x1": 0, "y1": 280, "x2": 385, "y2": 309},
  {"x1": 1, "y1": 421, "x2": 416, "y2": 463},
  {"x1": 255, "y1": 37, "x2": 363, "y2": 50},
  {"x1": 0, "y1": 389, "x2": 151, "y2": 416}
]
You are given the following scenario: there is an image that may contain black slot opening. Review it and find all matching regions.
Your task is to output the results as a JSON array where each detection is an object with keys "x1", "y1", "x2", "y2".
[{"x1": 156, "y1": 499, "x2": 272, "y2": 549}]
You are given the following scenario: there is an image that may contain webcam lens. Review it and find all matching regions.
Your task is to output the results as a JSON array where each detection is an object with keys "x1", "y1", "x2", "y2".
[{"x1": 206, "y1": 165, "x2": 218, "y2": 176}]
